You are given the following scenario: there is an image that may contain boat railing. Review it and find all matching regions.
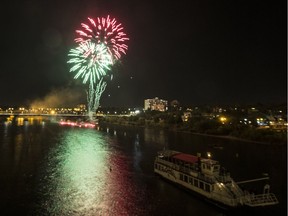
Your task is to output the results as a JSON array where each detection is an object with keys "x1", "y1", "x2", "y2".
[
  {"x1": 156, "y1": 158, "x2": 217, "y2": 184},
  {"x1": 211, "y1": 191, "x2": 239, "y2": 207},
  {"x1": 211, "y1": 189, "x2": 279, "y2": 207},
  {"x1": 156, "y1": 158, "x2": 182, "y2": 173},
  {"x1": 228, "y1": 181, "x2": 245, "y2": 197},
  {"x1": 244, "y1": 193, "x2": 279, "y2": 207},
  {"x1": 216, "y1": 173, "x2": 232, "y2": 183},
  {"x1": 179, "y1": 166, "x2": 197, "y2": 174},
  {"x1": 197, "y1": 173, "x2": 215, "y2": 183},
  {"x1": 157, "y1": 150, "x2": 178, "y2": 157},
  {"x1": 243, "y1": 185, "x2": 279, "y2": 207}
]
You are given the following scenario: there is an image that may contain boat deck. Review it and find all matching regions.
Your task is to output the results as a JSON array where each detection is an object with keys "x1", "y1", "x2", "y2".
[{"x1": 245, "y1": 193, "x2": 279, "y2": 207}]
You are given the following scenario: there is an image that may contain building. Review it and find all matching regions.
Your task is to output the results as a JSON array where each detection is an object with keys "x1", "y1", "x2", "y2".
[
  {"x1": 144, "y1": 97, "x2": 168, "y2": 112},
  {"x1": 182, "y1": 111, "x2": 192, "y2": 122}
]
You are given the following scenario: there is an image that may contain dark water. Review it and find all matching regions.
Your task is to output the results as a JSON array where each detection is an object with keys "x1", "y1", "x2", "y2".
[{"x1": 0, "y1": 117, "x2": 286, "y2": 216}]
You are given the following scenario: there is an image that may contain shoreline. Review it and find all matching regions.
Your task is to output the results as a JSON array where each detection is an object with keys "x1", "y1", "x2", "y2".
[
  {"x1": 187, "y1": 132, "x2": 273, "y2": 145},
  {"x1": 166, "y1": 126, "x2": 282, "y2": 145},
  {"x1": 100, "y1": 121, "x2": 286, "y2": 146}
]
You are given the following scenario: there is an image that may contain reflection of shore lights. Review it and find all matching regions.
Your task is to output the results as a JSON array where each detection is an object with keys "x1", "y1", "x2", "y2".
[{"x1": 17, "y1": 117, "x2": 24, "y2": 126}]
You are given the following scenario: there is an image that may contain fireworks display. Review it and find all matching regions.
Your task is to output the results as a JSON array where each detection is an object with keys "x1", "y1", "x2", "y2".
[
  {"x1": 75, "y1": 15, "x2": 129, "y2": 61},
  {"x1": 67, "y1": 15, "x2": 129, "y2": 120},
  {"x1": 67, "y1": 41, "x2": 113, "y2": 84}
]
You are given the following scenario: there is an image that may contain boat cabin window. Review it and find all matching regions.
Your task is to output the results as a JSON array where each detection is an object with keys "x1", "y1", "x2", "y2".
[
  {"x1": 202, "y1": 163, "x2": 212, "y2": 171},
  {"x1": 213, "y1": 165, "x2": 220, "y2": 172},
  {"x1": 194, "y1": 179, "x2": 198, "y2": 187},
  {"x1": 205, "y1": 184, "x2": 211, "y2": 192},
  {"x1": 199, "y1": 181, "x2": 204, "y2": 189}
]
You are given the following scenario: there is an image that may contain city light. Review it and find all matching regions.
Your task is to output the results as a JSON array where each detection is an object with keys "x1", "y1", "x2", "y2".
[{"x1": 219, "y1": 116, "x2": 227, "y2": 124}]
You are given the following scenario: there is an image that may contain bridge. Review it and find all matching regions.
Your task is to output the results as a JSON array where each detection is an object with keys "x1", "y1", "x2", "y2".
[
  {"x1": 0, "y1": 112, "x2": 131, "y2": 117},
  {"x1": 0, "y1": 112, "x2": 87, "y2": 117}
]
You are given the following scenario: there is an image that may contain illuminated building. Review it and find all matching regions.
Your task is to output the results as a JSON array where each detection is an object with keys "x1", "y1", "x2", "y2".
[{"x1": 144, "y1": 97, "x2": 168, "y2": 112}]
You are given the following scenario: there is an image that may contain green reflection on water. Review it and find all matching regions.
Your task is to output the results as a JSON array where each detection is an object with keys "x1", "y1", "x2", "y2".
[{"x1": 42, "y1": 129, "x2": 111, "y2": 215}]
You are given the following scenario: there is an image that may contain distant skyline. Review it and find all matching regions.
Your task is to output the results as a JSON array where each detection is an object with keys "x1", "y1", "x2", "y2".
[{"x1": 1, "y1": 0, "x2": 286, "y2": 108}]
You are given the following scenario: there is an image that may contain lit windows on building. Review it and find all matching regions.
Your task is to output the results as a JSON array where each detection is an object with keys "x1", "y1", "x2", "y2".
[{"x1": 144, "y1": 97, "x2": 168, "y2": 112}]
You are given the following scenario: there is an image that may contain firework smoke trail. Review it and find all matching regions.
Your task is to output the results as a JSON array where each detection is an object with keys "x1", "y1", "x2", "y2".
[
  {"x1": 75, "y1": 15, "x2": 129, "y2": 62},
  {"x1": 87, "y1": 78, "x2": 107, "y2": 120}
]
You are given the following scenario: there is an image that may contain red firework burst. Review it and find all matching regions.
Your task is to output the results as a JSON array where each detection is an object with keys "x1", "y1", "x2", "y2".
[{"x1": 75, "y1": 15, "x2": 129, "y2": 61}]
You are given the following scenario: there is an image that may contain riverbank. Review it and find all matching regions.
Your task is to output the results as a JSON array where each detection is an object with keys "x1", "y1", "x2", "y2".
[
  {"x1": 164, "y1": 128, "x2": 284, "y2": 145},
  {"x1": 99, "y1": 118, "x2": 287, "y2": 146},
  {"x1": 186, "y1": 132, "x2": 275, "y2": 145}
]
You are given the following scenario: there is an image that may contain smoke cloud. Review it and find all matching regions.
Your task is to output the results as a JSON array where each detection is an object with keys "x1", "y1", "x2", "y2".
[{"x1": 29, "y1": 87, "x2": 86, "y2": 108}]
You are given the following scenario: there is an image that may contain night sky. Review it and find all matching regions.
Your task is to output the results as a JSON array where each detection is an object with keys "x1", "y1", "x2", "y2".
[{"x1": 1, "y1": 0, "x2": 286, "y2": 108}]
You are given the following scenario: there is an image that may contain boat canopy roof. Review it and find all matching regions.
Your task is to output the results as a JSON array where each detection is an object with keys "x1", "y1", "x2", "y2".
[{"x1": 172, "y1": 153, "x2": 199, "y2": 164}]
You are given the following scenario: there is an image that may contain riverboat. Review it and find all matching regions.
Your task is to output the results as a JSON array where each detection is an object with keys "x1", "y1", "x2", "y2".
[{"x1": 154, "y1": 150, "x2": 278, "y2": 209}]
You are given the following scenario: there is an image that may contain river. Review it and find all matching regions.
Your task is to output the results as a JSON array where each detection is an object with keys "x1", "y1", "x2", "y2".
[{"x1": 0, "y1": 116, "x2": 286, "y2": 215}]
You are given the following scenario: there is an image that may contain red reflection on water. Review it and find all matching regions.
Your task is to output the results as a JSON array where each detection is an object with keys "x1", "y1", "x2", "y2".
[{"x1": 104, "y1": 151, "x2": 145, "y2": 215}]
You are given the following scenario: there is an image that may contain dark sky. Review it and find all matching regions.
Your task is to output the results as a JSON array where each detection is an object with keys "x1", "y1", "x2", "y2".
[{"x1": 1, "y1": 0, "x2": 286, "y2": 108}]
